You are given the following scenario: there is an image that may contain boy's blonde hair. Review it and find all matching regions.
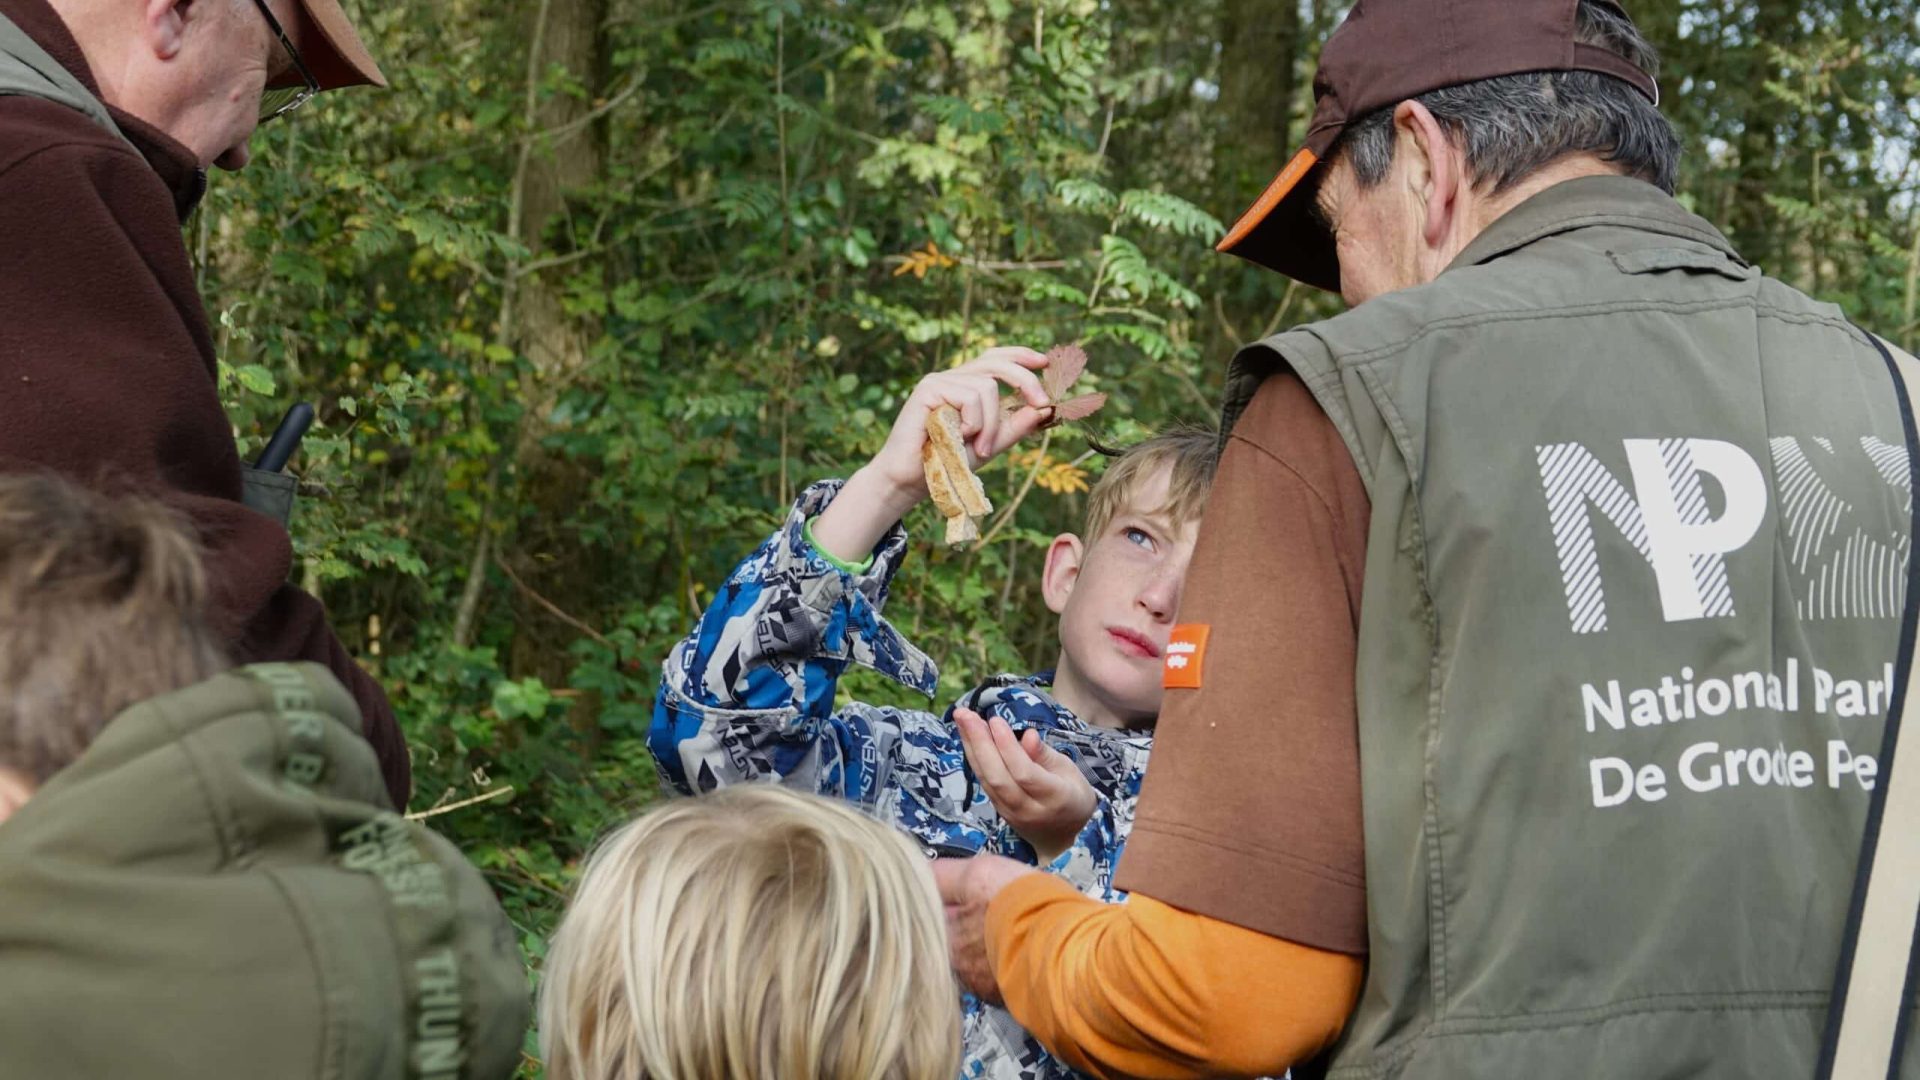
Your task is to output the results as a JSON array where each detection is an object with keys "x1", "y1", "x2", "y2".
[
  {"x1": 0, "y1": 473, "x2": 229, "y2": 782},
  {"x1": 1082, "y1": 425, "x2": 1219, "y2": 539},
  {"x1": 538, "y1": 784, "x2": 962, "y2": 1080}
]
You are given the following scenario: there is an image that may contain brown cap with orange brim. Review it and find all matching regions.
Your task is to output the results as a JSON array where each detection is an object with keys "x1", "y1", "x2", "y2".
[
  {"x1": 1216, "y1": 0, "x2": 1658, "y2": 292},
  {"x1": 270, "y1": 0, "x2": 388, "y2": 91}
]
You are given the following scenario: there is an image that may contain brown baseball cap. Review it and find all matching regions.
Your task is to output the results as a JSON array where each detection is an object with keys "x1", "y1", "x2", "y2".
[
  {"x1": 1216, "y1": 0, "x2": 1658, "y2": 291},
  {"x1": 272, "y1": 0, "x2": 388, "y2": 91}
]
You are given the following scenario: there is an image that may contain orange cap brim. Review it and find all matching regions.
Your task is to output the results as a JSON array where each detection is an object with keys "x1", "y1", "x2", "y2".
[
  {"x1": 1218, "y1": 147, "x2": 1320, "y2": 255},
  {"x1": 1215, "y1": 146, "x2": 1341, "y2": 293}
]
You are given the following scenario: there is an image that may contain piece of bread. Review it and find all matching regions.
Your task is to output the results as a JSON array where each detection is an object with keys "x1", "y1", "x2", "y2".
[
  {"x1": 925, "y1": 406, "x2": 990, "y2": 515},
  {"x1": 922, "y1": 405, "x2": 991, "y2": 546},
  {"x1": 923, "y1": 445, "x2": 965, "y2": 522},
  {"x1": 944, "y1": 513, "x2": 980, "y2": 545}
]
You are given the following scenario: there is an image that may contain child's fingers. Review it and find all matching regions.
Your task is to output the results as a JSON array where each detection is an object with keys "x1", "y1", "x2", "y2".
[
  {"x1": 1030, "y1": 738, "x2": 1085, "y2": 784},
  {"x1": 969, "y1": 378, "x2": 1002, "y2": 458},
  {"x1": 953, "y1": 380, "x2": 985, "y2": 439},
  {"x1": 986, "y1": 715, "x2": 1056, "y2": 795},
  {"x1": 964, "y1": 353, "x2": 1051, "y2": 408},
  {"x1": 968, "y1": 346, "x2": 1049, "y2": 372},
  {"x1": 956, "y1": 709, "x2": 1028, "y2": 811},
  {"x1": 1001, "y1": 404, "x2": 1052, "y2": 447},
  {"x1": 954, "y1": 709, "x2": 994, "y2": 774},
  {"x1": 936, "y1": 373, "x2": 1001, "y2": 440},
  {"x1": 1021, "y1": 730, "x2": 1075, "y2": 774},
  {"x1": 1021, "y1": 729, "x2": 1046, "y2": 762}
]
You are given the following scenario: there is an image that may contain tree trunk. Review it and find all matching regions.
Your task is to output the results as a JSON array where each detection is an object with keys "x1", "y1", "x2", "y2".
[
  {"x1": 1205, "y1": 0, "x2": 1303, "y2": 357},
  {"x1": 1211, "y1": 0, "x2": 1299, "y2": 215},
  {"x1": 515, "y1": 0, "x2": 609, "y2": 390},
  {"x1": 1728, "y1": 0, "x2": 1795, "y2": 274}
]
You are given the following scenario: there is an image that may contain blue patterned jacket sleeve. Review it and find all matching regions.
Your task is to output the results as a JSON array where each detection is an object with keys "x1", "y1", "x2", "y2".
[
  {"x1": 649, "y1": 480, "x2": 942, "y2": 808},
  {"x1": 1039, "y1": 791, "x2": 1129, "y2": 899}
]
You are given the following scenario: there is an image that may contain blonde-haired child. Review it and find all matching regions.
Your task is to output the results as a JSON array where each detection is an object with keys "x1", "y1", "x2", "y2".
[{"x1": 539, "y1": 784, "x2": 961, "y2": 1080}]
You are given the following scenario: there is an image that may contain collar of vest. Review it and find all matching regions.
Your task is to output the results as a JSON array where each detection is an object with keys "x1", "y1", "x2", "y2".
[{"x1": 1448, "y1": 174, "x2": 1747, "y2": 276}]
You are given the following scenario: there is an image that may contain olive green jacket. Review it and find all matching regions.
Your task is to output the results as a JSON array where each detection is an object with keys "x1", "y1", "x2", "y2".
[
  {"x1": 0, "y1": 663, "x2": 529, "y2": 1079},
  {"x1": 1231, "y1": 176, "x2": 1919, "y2": 1078}
]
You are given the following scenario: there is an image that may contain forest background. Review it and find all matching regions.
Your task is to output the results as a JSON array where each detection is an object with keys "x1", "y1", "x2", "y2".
[{"x1": 194, "y1": 0, "x2": 1918, "y2": 1069}]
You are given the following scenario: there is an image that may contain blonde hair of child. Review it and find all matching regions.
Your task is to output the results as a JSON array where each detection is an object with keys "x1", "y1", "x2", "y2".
[
  {"x1": 1082, "y1": 425, "x2": 1219, "y2": 540},
  {"x1": 538, "y1": 784, "x2": 962, "y2": 1080}
]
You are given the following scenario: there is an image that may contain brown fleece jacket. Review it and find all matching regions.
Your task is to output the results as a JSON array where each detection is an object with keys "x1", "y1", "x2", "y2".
[{"x1": 0, "y1": 0, "x2": 410, "y2": 807}]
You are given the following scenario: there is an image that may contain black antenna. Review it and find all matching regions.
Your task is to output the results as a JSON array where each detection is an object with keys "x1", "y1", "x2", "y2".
[{"x1": 253, "y1": 402, "x2": 314, "y2": 473}]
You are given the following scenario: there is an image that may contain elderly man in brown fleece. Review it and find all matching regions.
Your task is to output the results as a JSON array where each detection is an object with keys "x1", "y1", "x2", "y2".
[{"x1": 0, "y1": 0, "x2": 411, "y2": 807}]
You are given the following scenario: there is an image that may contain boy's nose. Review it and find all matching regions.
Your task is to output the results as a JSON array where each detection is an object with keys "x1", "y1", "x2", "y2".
[{"x1": 1137, "y1": 570, "x2": 1182, "y2": 621}]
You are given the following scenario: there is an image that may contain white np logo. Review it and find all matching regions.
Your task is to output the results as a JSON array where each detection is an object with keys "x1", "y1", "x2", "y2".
[{"x1": 1536, "y1": 436, "x2": 1912, "y2": 632}]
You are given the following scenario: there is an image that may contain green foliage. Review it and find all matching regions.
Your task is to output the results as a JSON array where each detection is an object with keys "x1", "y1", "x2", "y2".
[{"x1": 192, "y1": 1, "x2": 1918, "y2": 1073}]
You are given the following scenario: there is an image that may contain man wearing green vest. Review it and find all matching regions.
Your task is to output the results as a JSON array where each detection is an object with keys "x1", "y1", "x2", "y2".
[{"x1": 935, "y1": 1, "x2": 1920, "y2": 1076}]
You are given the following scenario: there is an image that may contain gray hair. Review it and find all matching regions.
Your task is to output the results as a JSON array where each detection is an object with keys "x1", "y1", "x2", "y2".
[{"x1": 1330, "y1": 0, "x2": 1681, "y2": 195}]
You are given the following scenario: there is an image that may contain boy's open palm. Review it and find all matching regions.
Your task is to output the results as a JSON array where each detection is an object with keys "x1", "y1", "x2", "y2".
[{"x1": 955, "y1": 707, "x2": 1097, "y2": 863}]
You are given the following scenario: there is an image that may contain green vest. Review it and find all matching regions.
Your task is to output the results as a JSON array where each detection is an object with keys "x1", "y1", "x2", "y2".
[{"x1": 1230, "y1": 176, "x2": 1920, "y2": 1078}]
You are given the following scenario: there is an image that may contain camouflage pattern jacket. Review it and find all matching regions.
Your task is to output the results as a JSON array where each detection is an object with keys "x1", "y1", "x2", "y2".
[{"x1": 650, "y1": 480, "x2": 1152, "y2": 1080}]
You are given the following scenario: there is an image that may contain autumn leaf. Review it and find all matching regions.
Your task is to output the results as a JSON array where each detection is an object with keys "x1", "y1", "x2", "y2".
[
  {"x1": 891, "y1": 241, "x2": 957, "y2": 279},
  {"x1": 1027, "y1": 343, "x2": 1105, "y2": 428},
  {"x1": 1042, "y1": 343, "x2": 1088, "y2": 400},
  {"x1": 1047, "y1": 391, "x2": 1107, "y2": 423}
]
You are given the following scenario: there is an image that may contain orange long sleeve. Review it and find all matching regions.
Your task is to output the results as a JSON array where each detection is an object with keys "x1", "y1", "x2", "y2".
[{"x1": 986, "y1": 874, "x2": 1364, "y2": 1080}]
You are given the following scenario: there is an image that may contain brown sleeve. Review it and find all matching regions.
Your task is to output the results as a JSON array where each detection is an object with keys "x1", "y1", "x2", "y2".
[
  {"x1": 0, "y1": 124, "x2": 410, "y2": 808},
  {"x1": 1114, "y1": 371, "x2": 1370, "y2": 953}
]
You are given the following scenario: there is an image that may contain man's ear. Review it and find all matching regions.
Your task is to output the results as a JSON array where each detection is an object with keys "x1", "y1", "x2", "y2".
[
  {"x1": 1041, "y1": 533, "x2": 1085, "y2": 615},
  {"x1": 1394, "y1": 99, "x2": 1462, "y2": 251},
  {"x1": 143, "y1": 0, "x2": 192, "y2": 61},
  {"x1": 0, "y1": 767, "x2": 35, "y2": 827}
]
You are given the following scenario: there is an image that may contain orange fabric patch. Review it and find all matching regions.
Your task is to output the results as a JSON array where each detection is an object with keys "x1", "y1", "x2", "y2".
[{"x1": 1162, "y1": 624, "x2": 1210, "y2": 689}]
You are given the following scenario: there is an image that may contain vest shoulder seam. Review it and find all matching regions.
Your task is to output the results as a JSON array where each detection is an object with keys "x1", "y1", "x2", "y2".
[
  {"x1": 1237, "y1": 340, "x2": 1379, "y2": 491},
  {"x1": 1329, "y1": 296, "x2": 1858, "y2": 369}
]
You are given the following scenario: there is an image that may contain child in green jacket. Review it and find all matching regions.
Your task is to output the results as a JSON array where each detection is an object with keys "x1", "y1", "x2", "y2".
[{"x1": 0, "y1": 474, "x2": 528, "y2": 1080}]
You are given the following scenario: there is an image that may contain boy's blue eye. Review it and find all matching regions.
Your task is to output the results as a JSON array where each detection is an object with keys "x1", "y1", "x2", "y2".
[{"x1": 1123, "y1": 527, "x2": 1156, "y2": 551}]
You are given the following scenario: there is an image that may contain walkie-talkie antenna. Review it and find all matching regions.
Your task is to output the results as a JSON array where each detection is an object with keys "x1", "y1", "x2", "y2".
[{"x1": 253, "y1": 402, "x2": 315, "y2": 473}]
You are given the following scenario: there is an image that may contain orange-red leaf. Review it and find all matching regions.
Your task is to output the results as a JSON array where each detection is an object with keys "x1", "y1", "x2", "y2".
[
  {"x1": 1043, "y1": 343, "x2": 1089, "y2": 400},
  {"x1": 1050, "y1": 392, "x2": 1106, "y2": 422}
]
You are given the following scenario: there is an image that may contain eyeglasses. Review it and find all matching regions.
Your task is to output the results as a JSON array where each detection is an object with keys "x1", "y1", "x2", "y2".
[{"x1": 252, "y1": 0, "x2": 319, "y2": 124}]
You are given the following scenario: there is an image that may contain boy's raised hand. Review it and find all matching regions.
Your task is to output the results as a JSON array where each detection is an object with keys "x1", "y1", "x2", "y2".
[
  {"x1": 872, "y1": 347, "x2": 1053, "y2": 496},
  {"x1": 954, "y1": 706, "x2": 1097, "y2": 864},
  {"x1": 810, "y1": 348, "x2": 1052, "y2": 565}
]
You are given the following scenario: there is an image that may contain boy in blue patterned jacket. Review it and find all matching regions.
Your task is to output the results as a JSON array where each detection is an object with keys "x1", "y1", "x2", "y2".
[{"x1": 650, "y1": 348, "x2": 1216, "y2": 1080}]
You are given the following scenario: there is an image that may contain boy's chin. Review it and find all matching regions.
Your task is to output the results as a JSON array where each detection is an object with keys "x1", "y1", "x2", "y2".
[
  {"x1": 1058, "y1": 646, "x2": 1163, "y2": 726},
  {"x1": 1091, "y1": 677, "x2": 1163, "y2": 726}
]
